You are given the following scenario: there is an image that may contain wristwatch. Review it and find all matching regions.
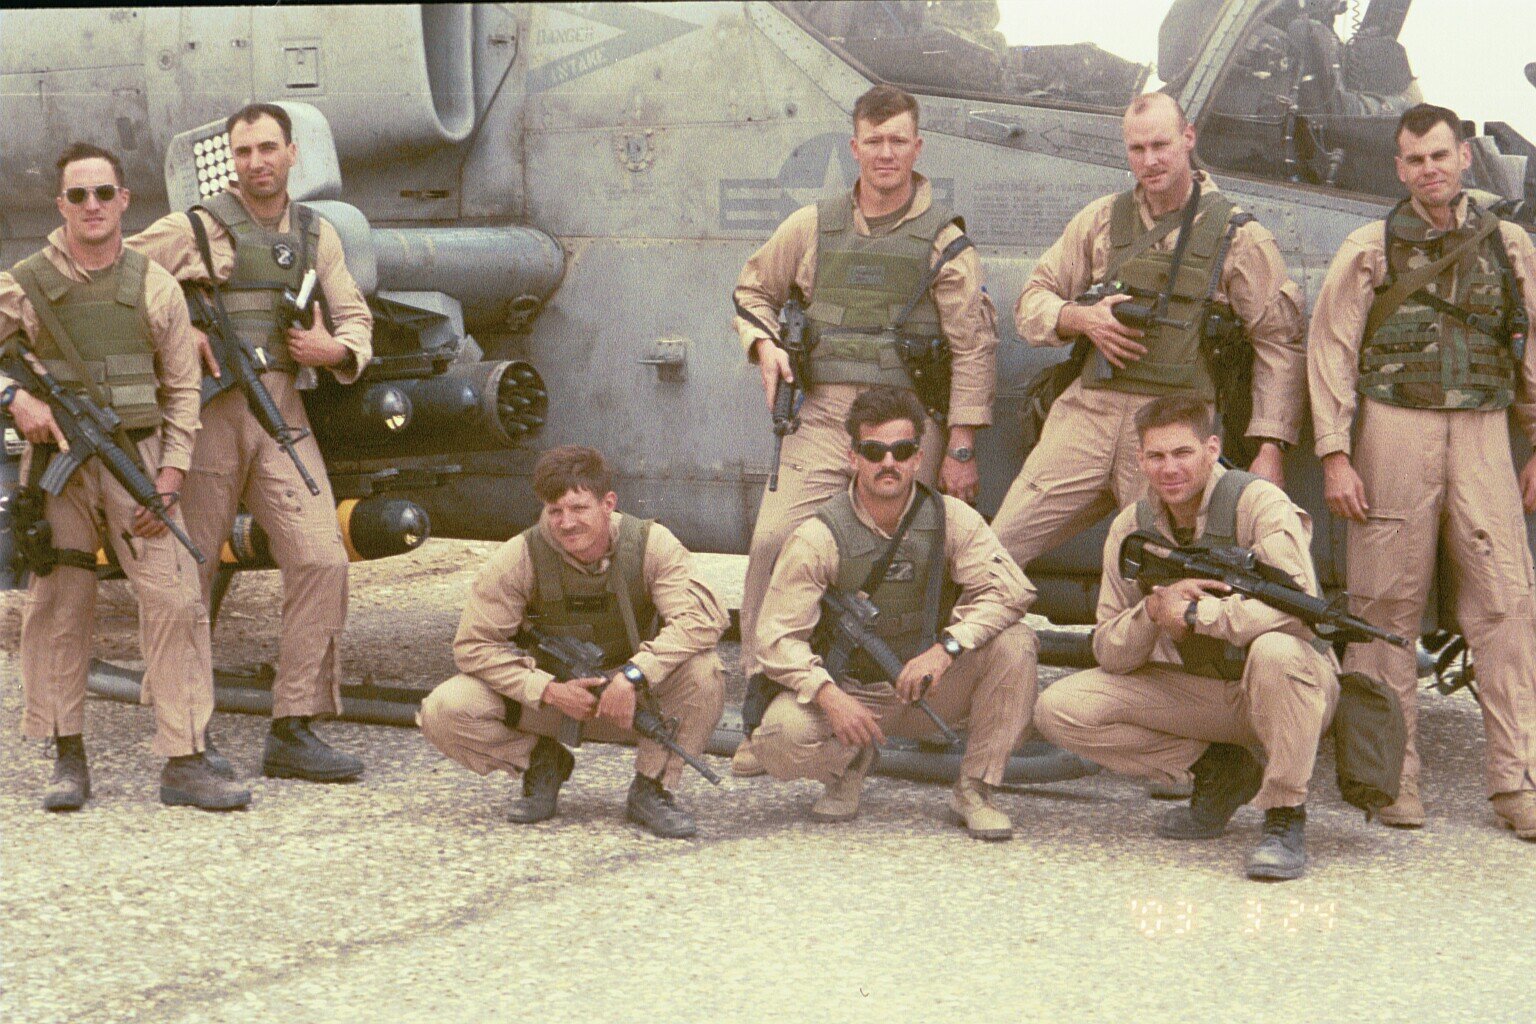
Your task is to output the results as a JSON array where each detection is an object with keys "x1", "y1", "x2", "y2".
[
  {"x1": 1184, "y1": 600, "x2": 1201, "y2": 630},
  {"x1": 619, "y1": 662, "x2": 648, "y2": 688},
  {"x1": 946, "y1": 446, "x2": 975, "y2": 463},
  {"x1": 0, "y1": 384, "x2": 18, "y2": 412},
  {"x1": 938, "y1": 632, "x2": 964, "y2": 658}
]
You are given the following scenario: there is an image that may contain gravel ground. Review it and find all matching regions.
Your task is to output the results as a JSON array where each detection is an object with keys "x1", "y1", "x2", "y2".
[{"x1": 2, "y1": 540, "x2": 1533, "y2": 1024}]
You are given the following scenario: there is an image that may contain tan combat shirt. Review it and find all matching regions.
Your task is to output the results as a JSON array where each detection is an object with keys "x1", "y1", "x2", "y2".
[
  {"x1": 1093, "y1": 464, "x2": 1328, "y2": 675},
  {"x1": 1307, "y1": 192, "x2": 1536, "y2": 456},
  {"x1": 1015, "y1": 172, "x2": 1308, "y2": 445},
  {"x1": 732, "y1": 174, "x2": 999, "y2": 428},
  {"x1": 0, "y1": 229, "x2": 202, "y2": 472},
  {"x1": 756, "y1": 484, "x2": 1034, "y2": 703},
  {"x1": 128, "y1": 186, "x2": 373, "y2": 386},
  {"x1": 453, "y1": 512, "x2": 729, "y2": 706}
]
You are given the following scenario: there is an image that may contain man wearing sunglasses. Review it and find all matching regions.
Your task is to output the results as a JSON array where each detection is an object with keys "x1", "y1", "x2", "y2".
[
  {"x1": 129, "y1": 102, "x2": 373, "y2": 783},
  {"x1": 731, "y1": 84, "x2": 1000, "y2": 775},
  {"x1": 0, "y1": 143, "x2": 250, "y2": 811},
  {"x1": 750, "y1": 387, "x2": 1036, "y2": 839}
]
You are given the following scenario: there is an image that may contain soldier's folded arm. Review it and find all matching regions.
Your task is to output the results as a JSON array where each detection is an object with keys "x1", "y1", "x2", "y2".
[
  {"x1": 753, "y1": 519, "x2": 840, "y2": 704},
  {"x1": 1014, "y1": 196, "x2": 1114, "y2": 347},
  {"x1": 142, "y1": 260, "x2": 203, "y2": 473},
  {"x1": 940, "y1": 497, "x2": 1033, "y2": 650},
  {"x1": 1223, "y1": 222, "x2": 1307, "y2": 446},
  {"x1": 1307, "y1": 231, "x2": 1383, "y2": 458},
  {"x1": 313, "y1": 218, "x2": 373, "y2": 383},
  {"x1": 1502, "y1": 222, "x2": 1536, "y2": 447},
  {"x1": 732, "y1": 204, "x2": 817, "y2": 359},
  {"x1": 451, "y1": 534, "x2": 557, "y2": 706},
  {"x1": 929, "y1": 224, "x2": 996, "y2": 428},
  {"x1": 628, "y1": 522, "x2": 729, "y2": 685}
]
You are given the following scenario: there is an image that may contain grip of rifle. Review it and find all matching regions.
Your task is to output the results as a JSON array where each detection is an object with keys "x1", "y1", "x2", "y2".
[{"x1": 558, "y1": 715, "x2": 583, "y2": 748}]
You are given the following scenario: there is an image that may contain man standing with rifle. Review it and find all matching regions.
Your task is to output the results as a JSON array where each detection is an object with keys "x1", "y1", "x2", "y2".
[
  {"x1": 1034, "y1": 397, "x2": 1340, "y2": 879},
  {"x1": 1308, "y1": 104, "x2": 1536, "y2": 839},
  {"x1": 732, "y1": 84, "x2": 999, "y2": 774},
  {"x1": 0, "y1": 143, "x2": 250, "y2": 811},
  {"x1": 751, "y1": 388, "x2": 1036, "y2": 839},
  {"x1": 417, "y1": 446, "x2": 727, "y2": 838},
  {"x1": 129, "y1": 102, "x2": 373, "y2": 783}
]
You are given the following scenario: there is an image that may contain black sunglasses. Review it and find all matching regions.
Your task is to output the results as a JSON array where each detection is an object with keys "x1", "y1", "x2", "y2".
[
  {"x1": 62, "y1": 184, "x2": 120, "y2": 205},
  {"x1": 855, "y1": 438, "x2": 921, "y2": 463}
]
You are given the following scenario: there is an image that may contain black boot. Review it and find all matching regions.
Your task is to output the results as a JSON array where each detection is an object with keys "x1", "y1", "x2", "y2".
[
  {"x1": 43, "y1": 735, "x2": 90, "y2": 812},
  {"x1": 625, "y1": 774, "x2": 697, "y2": 839},
  {"x1": 161, "y1": 753, "x2": 252, "y2": 811},
  {"x1": 203, "y1": 728, "x2": 236, "y2": 781},
  {"x1": 263, "y1": 716, "x2": 365, "y2": 782},
  {"x1": 507, "y1": 736, "x2": 574, "y2": 824},
  {"x1": 1247, "y1": 806, "x2": 1308, "y2": 881},
  {"x1": 1157, "y1": 743, "x2": 1263, "y2": 839}
]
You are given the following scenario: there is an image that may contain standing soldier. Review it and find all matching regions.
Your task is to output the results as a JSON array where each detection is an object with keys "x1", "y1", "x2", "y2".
[
  {"x1": 0, "y1": 143, "x2": 249, "y2": 810},
  {"x1": 992, "y1": 92, "x2": 1307, "y2": 576},
  {"x1": 732, "y1": 84, "x2": 999, "y2": 773},
  {"x1": 129, "y1": 103, "x2": 373, "y2": 783},
  {"x1": 418, "y1": 446, "x2": 727, "y2": 838},
  {"x1": 751, "y1": 387, "x2": 1037, "y2": 839},
  {"x1": 1308, "y1": 103, "x2": 1536, "y2": 839}
]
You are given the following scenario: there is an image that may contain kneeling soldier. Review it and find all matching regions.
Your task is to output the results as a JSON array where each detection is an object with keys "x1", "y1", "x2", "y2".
[
  {"x1": 1035, "y1": 396, "x2": 1339, "y2": 880},
  {"x1": 752, "y1": 387, "x2": 1037, "y2": 839},
  {"x1": 418, "y1": 446, "x2": 727, "y2": 838}
]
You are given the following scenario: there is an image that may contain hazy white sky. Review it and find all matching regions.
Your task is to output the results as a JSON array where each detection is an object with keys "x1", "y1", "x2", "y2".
[{"x1": 994, "y1": 0, "x2": 1535, "y2": 140}]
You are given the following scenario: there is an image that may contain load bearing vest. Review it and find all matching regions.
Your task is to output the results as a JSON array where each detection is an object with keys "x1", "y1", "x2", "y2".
[{"x1": 522, "y1": 514, "x2": 657, "y2": 669}]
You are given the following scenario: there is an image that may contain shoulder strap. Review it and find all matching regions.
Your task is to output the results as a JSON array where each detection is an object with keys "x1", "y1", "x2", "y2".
[
  {"x1": 186, "y1": 207, "x2": 219, "y2": 280},
  {"x1": 115, "y1": 249, "x2": 148, "y2": 308},
  {"x1": 817, "y1": 194, "x2": 853, "y2": 234},
  {"x1": 1203, "y1": 470, "x2": 1258, "y2": 547},
  {"x1": 1364, "y1": 202, "x2": 1502, "y2": 344},
  {"x1": 1204, "y1": 211, "x2": 1254, "y2": 305},
  {"x1": 862, "y1": 484, "x2": 932, "y2": 598},
  {"x1": 1102, "y1": 188, "x2": 1197, "y2": 284},
  {"x1": 524, "y1": 524, "x2": 565, "y2": 611},
  {"x1": 609, "y1": 515, "x2": 656, "y2": 650},
  {"x1": 921, "y1": 489, "x2": 948, "y2": 638}
]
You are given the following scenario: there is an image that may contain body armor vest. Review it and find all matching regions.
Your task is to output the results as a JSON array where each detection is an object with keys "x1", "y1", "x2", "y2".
[
  {"x1": 804, "y1": 192, "x2": 955, "y2": 389},
  {"x1": 1359, "y1": 202, "x2": 1519, "y2": 411},
  {"x1": 10, "y1": 248, "x2": 161, "y2": 430},
  {"x1": 1135, "y1": 470, "x2": 1257, "y2": 681},
  {"x1": 198, "y1": 191, "x2": 321, "y2": 373},
  {"x1": 815, "y1": 485, "x2": 955, "y2": 681},
  {"x1": 522, "y1": 514, "x2": 657, "y2": 669},
  {"x1": 1083, "y1": 189, "x2": 1238, "y2": 400}
]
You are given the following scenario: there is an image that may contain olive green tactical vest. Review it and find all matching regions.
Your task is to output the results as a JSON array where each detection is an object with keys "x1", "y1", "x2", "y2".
[
  {"x1": 522, "y1": 514, "x2": 658, "y2": 669},
  {"x1": 1083, "y1": 189, "x2": 1237, "y2": 399},
  {"x1": 815, "y1": 485, "x2": 954, "y2": 680},
  {"x1": 198, "y1": 191, "x2": 322, "y2": 373},
  {"x1": 804, "y1": 192, "x2": 955, "y2": 389},
  {"x1": 10, "y1": 249, "x2": 162, "y2": 430},
  {"x1": 1359, "y1": 203, "x2": 1518, "y2": 411},
  {"x1": 1135, "y1": 470, "x2": 1257, "y2": 681}
]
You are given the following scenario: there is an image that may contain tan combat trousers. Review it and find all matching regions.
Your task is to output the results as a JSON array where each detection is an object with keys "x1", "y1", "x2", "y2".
[
  {"x1": 19, "y1": 434, "x2": 213, "y2": 756},
  {"x1": 991, "y1": 382, "x2": 1206, "y2": 570},
  {"x1": 753, "y1": 622, "x2": 1038, "y2": 787},
  {"x1": 417, "y1": 651, "x2": 726, "y2": 790},
  {"x1": 182, "y1": 373, "x2": 348, "y2": 718},
  {"x1": 739, "y1": 383, "x2": 942, "y2": 676},
  {"x1": 1345, "y1": 400, "x2": 1536, "y2": 797},
  {"x1": 1034, "y1": 633, "x2": 1339, "y2": 809}
]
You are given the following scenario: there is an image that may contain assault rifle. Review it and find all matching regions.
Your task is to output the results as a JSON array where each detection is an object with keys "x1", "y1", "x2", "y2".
[
  {"x1": 184, "y1": 283, "x2": 322, "y2": 496},
  {"x1": 6, "y1": 352, "x2": 204, "y2": 563},
  {"x1": 520, "y1": 626, "x2": 723, "y2": 786},
  {"x1": 1117, "y1": 531, "x2": 1410, "y2": 649},
  {"x1": 820, "y1": 588, "x2": 964, "y2": 748},
  {"x1": 280, "y1": 269, "x2": 319, "y2": 331},
  {"x1": 767, "y1": 297, "x2": 808, "y2": 492}
]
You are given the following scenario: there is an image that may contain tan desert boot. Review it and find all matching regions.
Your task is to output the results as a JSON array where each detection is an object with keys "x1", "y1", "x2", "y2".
[
  {"x1": 1377, "y1": 776, "x2": 1426, "y2": 828},
  {"x1": 810, "y1": 745, "x2": 877, "y2": 822},
  {"x1": 951, "y1": 777, "x2": 1013, "y2": 841},
  {"x1": 731, "y1": 735, "x2": 766, "y2": 778},
  {"x1": 1491, "y1": 791, "x2": 1536, "y2": 840}
]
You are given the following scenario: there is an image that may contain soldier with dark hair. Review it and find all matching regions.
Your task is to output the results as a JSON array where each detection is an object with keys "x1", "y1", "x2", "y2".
[{"x1": 1308, "y1": 103, "x2": 1536, "y2": 840}]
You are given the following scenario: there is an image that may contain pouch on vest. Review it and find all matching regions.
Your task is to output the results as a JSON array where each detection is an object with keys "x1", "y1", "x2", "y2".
[{"x1": 1332, "y1": 670, "x2": 1406, "y2": 818}]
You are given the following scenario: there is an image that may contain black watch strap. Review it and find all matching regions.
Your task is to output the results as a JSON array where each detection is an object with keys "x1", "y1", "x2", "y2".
[{"x1": 0, "y1": 383, "x2": 18, "y2": 411}]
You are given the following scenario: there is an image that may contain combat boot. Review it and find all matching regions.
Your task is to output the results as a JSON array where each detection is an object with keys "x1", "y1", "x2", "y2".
[
  {"x1": 506, "y1": 736, "x2": 574, "y2": 824},
  {"x1": 950, "y1": 777, "x2": 1013, "y2": 841},
  {"x1": 730, "y1": 734, "x2": 766, "y2": 778},
  {"x1": 43, "y1": 735, "x2": 90, "y2": 812},
  {"x1": 263, "y1": 717, "x2": 365, "y2": 782},
  {"x1": 160, "y1": 754, "x2": 252, "y2": 810},
  {"x1": 1491, "y1": 792, "x2": 1536, "y2": 840},
  {"x1": 810, "y1": 744, "x2": 878, "y2": 823},
  {"x1": 625, "y1": 774, "x2": 697, "y2": 839},
  {"x1": 1157, "y1": 742, "x2": 1263, "y2": 839},
  {"x1": 203, "y1": 728, "x2": 236, "y2": 781},
  {"x1": 1246, "y1": 805, "x2": 1308, "y2": 881},
  {"x1": 1377, "y1": 777, "x2": 1425, "y2": 828}
]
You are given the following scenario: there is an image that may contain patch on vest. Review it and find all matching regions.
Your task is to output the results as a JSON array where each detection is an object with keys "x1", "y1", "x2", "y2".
[
  {"x1": 883, "y1": 560, "x2": 915, "y2": 583},
  {"x1": 846, "y1": 263, "x2": 886, "y2": 287},
  {"x1": 272, "y1": 242, "x2": 296, "y2": 269},
  {"x1": 564, "y1": 594, "x2": 612, "y2": 613}
]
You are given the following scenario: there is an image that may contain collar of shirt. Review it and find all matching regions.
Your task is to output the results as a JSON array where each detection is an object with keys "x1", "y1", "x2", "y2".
[
  {"x1": 1133, "y1": 169, "x2": 1218, "y2": 231},
  {"x1": 846, "y1": 480, "x2": 920, "y2": 540},
  {"x1": 850, "y1": 173, "x2": 934, "y2": 236},
  {"x1": 227, "y1": 185, "x2": 291, "y2": 232},
  {"x1": 43, "y1": 227, "x2": 126, "y2": 283},
  {"x1": 535, "y1": 510, "x2": 623, "y2": 575}
]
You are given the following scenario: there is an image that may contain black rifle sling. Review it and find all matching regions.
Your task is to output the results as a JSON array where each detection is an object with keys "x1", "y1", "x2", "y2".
[
  {"x1": 1146, "y1": 178, "x2": 1204, "y2": 319},
  {"x1": 187, "y1": 207, "x2": 244, "y2": 336},
  {"x1": 1203, "y1": 212, "x2": 1254, "y2": 303},
  {"x1": 920, "y1": 490, "x2": 947, "y2": 639},
  {"x1": 1102, "y1": 179, "x2": 1204, "y2": 291},
  {"x1": 733, "y1": 298, "x2": 781, "y2": 345},
  {"x1": 861, "y1": 485, "x2": 931, "y2": 598},
  {"x1": 892, "y1": 227, "x2": 973, "y2": 332}
]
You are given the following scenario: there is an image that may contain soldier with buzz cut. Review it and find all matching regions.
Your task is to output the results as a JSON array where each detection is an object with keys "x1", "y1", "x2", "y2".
[
  {"x1": 1308, "y1": 103, "x2": 1536, "y2": 840},
  {"x1": 731, "y1": 83, "x2": 999, "y2": 776},
  {"x1": 0, "y1": 143, "x2": 249, "y2": 811},
  {"x1": 128, "y1": 102, "x2": 373, "y2": 783},
  {"x1": 418, "y1": 445, "x2": 728, "y2": 838}
]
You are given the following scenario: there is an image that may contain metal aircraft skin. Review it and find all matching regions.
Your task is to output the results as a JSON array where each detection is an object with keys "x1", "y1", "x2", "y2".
[{"x1": 1, "y1": 0, "x2": 1533, "y2": 634}]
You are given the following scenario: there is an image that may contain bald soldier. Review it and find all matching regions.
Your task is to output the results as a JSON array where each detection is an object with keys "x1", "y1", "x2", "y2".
[
  {"x1": 992, "y1": 92, "x2": 1307, "y2": 576},
  {"x1": 0, "y1": 143, "x2": 249, "y2": 810},
  {"x1": 129, "y1": 102, "x2": 373, "y2": 783},
  {"x1": 732, "y1": 84, "x2": 999, "y2": 773},
  {"x1": 1035, "y1": 396, "x2": 1340, "y2": 880},
  {"x1": 418, "y1": 446, "x2": 727, "y2": 838},
  {"x1": 1309, "y1": 104, "x2": 1536, "y2": 840}
]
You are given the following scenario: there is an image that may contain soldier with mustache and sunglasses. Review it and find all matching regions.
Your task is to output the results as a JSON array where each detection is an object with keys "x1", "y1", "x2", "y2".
[{"x1": 749, "y1": 387, "x2": 1036, "y2": 839}]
